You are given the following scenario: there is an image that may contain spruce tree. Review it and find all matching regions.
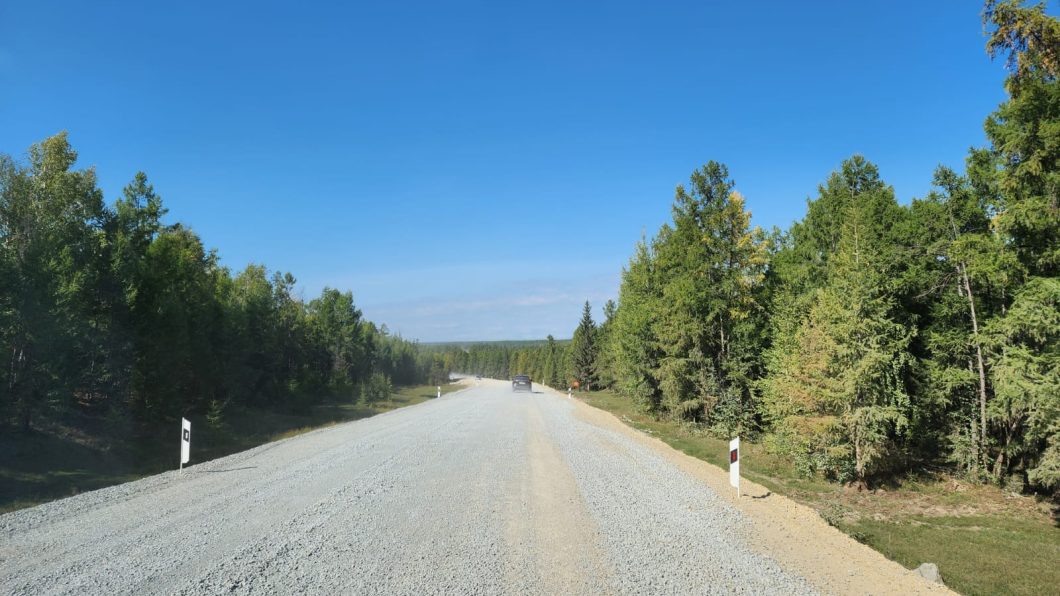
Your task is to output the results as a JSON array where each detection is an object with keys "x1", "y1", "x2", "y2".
[
  {"x1": 543, "y1": 335, "x2": 560, "y2": 388},
  {"x1": 612, "y1": 239, "x2": 663, "y2": 411},
  {"x1": 571, "y1": 301, "x2": 597, "y2": 391},
  {"x1": 763, "y1": 159, "x2": 914, "y2": 484}
]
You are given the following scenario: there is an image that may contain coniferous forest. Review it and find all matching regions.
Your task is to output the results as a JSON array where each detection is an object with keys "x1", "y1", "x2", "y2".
[
  {"x1": 0, "y1": 134, "x2": 438, "y2": 438},
  {"x1": 445, "y1": 1, "x2": 1060, "y2": 494},
  {"x1": 2, "y1": 1, "x2": 1058, "y2": 500}
]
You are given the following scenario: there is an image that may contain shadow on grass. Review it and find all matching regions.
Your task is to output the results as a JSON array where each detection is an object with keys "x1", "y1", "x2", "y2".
[
  {"x1": 1, "y1": 382, "x2": 462, "y2": 514},
  {"x1": 0, "y1": 428, "x2": 156, "y2": 514}
]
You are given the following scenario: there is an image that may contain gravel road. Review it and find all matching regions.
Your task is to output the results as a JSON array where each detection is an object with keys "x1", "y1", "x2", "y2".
[{"x1": 1, "y1": 380, "x2": 933, "y2": 595}]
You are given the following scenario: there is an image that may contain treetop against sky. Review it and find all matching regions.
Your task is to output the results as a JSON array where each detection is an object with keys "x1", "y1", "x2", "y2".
[{"x1": 0, "y1": 1, "x2": 1023, "y2": 340}]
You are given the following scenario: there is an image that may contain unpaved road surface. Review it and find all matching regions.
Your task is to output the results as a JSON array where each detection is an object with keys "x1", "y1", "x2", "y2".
[{"x1": 1, "y1": 380, "x2": 946, "y2": 595}]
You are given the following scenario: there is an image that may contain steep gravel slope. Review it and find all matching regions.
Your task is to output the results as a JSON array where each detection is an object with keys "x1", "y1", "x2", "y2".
[{"x1": 0, "y1": 380, "x2": 930, "y2": 594}]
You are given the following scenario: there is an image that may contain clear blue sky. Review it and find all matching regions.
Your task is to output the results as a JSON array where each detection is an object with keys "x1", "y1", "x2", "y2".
[{"x1": 1, "y1": 1, "x2": 1013, "y2": 341}]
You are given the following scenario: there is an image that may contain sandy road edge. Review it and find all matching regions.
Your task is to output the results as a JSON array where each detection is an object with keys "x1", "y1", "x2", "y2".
[{"x1": 531, "y1": 384, "x2": 953, "y2": 596}]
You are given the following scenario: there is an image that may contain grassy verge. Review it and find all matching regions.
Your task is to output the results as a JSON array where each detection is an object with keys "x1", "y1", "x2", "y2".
[
  {"x1": 579, "y1": 389, "x2": 1059, "y2": 596},
  {"x1": 0, "y1": 382, "x2": 464, "y2": 514}
]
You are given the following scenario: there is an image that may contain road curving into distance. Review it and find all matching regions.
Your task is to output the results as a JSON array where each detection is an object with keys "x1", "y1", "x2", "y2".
[{"x1": 1, "y1": 379, "x2": 950, "y2": 595}]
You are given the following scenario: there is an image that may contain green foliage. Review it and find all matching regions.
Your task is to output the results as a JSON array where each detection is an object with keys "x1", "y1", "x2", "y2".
[
  {"x1": 983, "y1": 2, "x2": 1060, "y2": 277},
  {"x1": 983, "y1": 277, "x2": 1060, "y2": 486},
  {"x1": 427, "y1": 356, "x2": 449, "y2": 386},
  {"x1": 360, "y1": 372, "x2": 393, "y2": 404},
  {"x1": 984, "y1": 0, "x2": 1060, "y2": 90},
  {"x1": 0, "y1": 133, "x2": 107, "y2": 430},
  {"x1": 611, "y1": 239, "x2": 663, "y2": 411},
  {"x1": 2, "y1": 2, "x2": 1058, "y2": 504},
  {"x1": 206, "y1": 399, "x2": 227, "y2": 431},
  {"x1": 593, "y1": 300, "x2": 618, "y2": 389},
  {"x1": 436, "y1": 336, "x2": 578, "y2": 389},
  {"x1": 542, "y1": 335, "x2": 562, "y2": 388},
  {"x1": 610, "y1": 162, "x2": 767, "y2": 431},
  {"x1": 596, "y1": 1, "x2": 1060, "y2": 492},
  {"x1": 570, "y1": 301, "x2": 597, "y2": 390},
  {"x1": 0, "y1": 133, "x2": 432, "y2": 440},
  {"x1": 761, "y1": 162, "x2": 915, "y2": 482}
]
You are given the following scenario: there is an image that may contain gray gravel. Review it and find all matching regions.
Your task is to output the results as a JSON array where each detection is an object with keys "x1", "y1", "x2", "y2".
[{"x1": 1, "y1": 381, "x2": 816, "y2": 595}]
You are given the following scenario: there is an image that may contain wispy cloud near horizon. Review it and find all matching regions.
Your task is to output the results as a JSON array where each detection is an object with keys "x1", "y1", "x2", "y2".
[{"x1": 325, "y1": 260, "x2": 621, "y2": 342}]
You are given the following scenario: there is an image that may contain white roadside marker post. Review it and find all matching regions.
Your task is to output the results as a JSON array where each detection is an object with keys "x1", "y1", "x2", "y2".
[
  {"x1": 729, "y1": 437, "x2": 740, "y2": 497},
  {"x1": 437, "y1": 386, "x2": 441, "y2": 399},
  {"x1": 568, "y1": 387, "x2": 572, "y2": 399},
  {"x1": 180, "y1": 418, "x2": 191, "y2": 475}
]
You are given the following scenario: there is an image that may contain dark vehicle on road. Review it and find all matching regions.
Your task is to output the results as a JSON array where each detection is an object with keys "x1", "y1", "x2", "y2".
[{"x1": 512, "y1": 375, "x2": 532, "y2": 392}]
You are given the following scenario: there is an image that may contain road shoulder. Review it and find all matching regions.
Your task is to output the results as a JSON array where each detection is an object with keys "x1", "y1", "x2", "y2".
[{"x1": 544, "y1": 386, "x2": 952, "y2": 595}]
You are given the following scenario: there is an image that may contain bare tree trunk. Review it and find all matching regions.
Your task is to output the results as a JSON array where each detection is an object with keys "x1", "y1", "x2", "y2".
[
  {"x1": 718, "y1": 325, "x2": 726, "y2": 366},
  {"x1": 946, "y1": 204, "x2": 990, "y2": 475},
  {"x1": 959, "y1": 263, "x2": 989, "y2": 472},
  {"x1": 10, "y1": 343, "x2": 31, "y2": 432},
  {"x1": 966, "y1": 357, "x2": 980, "y2": 474},
  {"x1": 992, "y1": 420, "x2": 1020, "y2": 482}
]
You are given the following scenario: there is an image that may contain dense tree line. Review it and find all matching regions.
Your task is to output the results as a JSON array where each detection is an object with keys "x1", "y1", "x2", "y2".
[
  {"x1": 439, "y1": 336, "x2": 568, "y2": 388},
  {"x1": 449, "y1": 2, "x2": 1059, "y2": 494},
  {"x1": 439, "y1": 303, "x2": 614, "y2": 392},
  {"x1": 0, "y1": 136, "x2": 432, "y2": 434},
  {"x1": 606, "y1": 1, "x2": 1059, "y2": 491},
  {"x1": 3, "y1": 1, "x2": 1055, "y2": 498}
]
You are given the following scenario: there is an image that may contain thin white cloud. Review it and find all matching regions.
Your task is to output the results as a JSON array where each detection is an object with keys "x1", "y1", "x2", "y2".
[{"x1": 360, "y1": 274, "x2": 618, "y2": 342}]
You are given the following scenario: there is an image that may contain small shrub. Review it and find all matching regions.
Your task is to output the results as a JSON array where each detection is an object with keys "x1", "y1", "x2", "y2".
[
  {"x1": 361, "y1": 373, "x2": 392, "y2": 404},
  {"x1": 206, "y1": 400, "x2": 227, "y2": 430}
]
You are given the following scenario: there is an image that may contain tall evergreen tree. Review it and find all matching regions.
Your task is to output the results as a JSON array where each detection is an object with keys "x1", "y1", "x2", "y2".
[
  {"x1": 570, "y1": 301, "x2": 597, "y2": 391},
  {"x1": 972, "y1": 0, "x2": 1060, "y2": 489},
  {"x1": 983, "y1": 0, "x2": 1060, "y2": 277},
  {"x1": 649, "y1": 163, "x2": 767, "y2": 425},
  {"x1": 542, "y1": 334, "x2": 561, "y2": 388},
  {"x1": 612, "y1": 239, "x2": 663, "y2": 411},
  {"x1": 763, "y1": 159, "x2": 915, "y2": 483},
  {"x1": 983, "y1": 277, "x2": 1060, "y2": 486},
  {"x1": 593, "y1": 299, "x2": 618, "y2": 390},
  {"x1": 903, "y1": 166, "x2": 1019, "y2": 474}
]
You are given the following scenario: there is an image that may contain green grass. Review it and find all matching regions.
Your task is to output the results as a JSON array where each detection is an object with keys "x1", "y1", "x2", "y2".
[
  {"x1": 0, "y1": 382, "x2": 464, "y2": 514},
  {"x1": 579, "y1": 389, "x2": 1059, "y2": 596},
  {"x1": 840, "y1": 515, "x2": 1060, "y2": 596}
]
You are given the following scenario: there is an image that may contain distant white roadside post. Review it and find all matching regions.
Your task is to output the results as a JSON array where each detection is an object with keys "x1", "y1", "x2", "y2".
[
  {"x1": 180, "y1": 418, "x2": 191, "y2": 474},
  {"x1": 437, "y1": 386, "x2": 441, "y2": 399},
  {"x1": 568, "y1": 387, "x2": 572, "y2": 399},
  {"x1": 729, "y1": 437, "x2": 740, "y2": 497}
]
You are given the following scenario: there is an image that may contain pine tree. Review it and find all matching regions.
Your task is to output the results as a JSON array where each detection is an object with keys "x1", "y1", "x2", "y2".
[
  {"x1": 763, "y1": 159, "x2": 914, "y2": 483},
  {"x1": 593, "y1": 299, "x2": 618, "y2": 389},
  {"x1": 612, "y1": 239, "x2": 663, "y2": 411},
  {"x1": 973, "y1": 0, "x2": 1060, "y2": 488},
  {"x1": 650, "y1": 163, "x2": 767, "y2": 424},
  {"x1": 904, "y1": 165, "x2": 1019, "y2": 475},
  {"x1": 570, "y1": 301, "x2": 597, "y2": 391},
  {"x1": 983, "y1": 0, "x2": 1060, "y2": 277},
  {"x1": 983, "y1": 277, "x2": 1060, "y2": 486},
  {"x1": 542, "y1": 335, "x2": 560, "y2": 388}
]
